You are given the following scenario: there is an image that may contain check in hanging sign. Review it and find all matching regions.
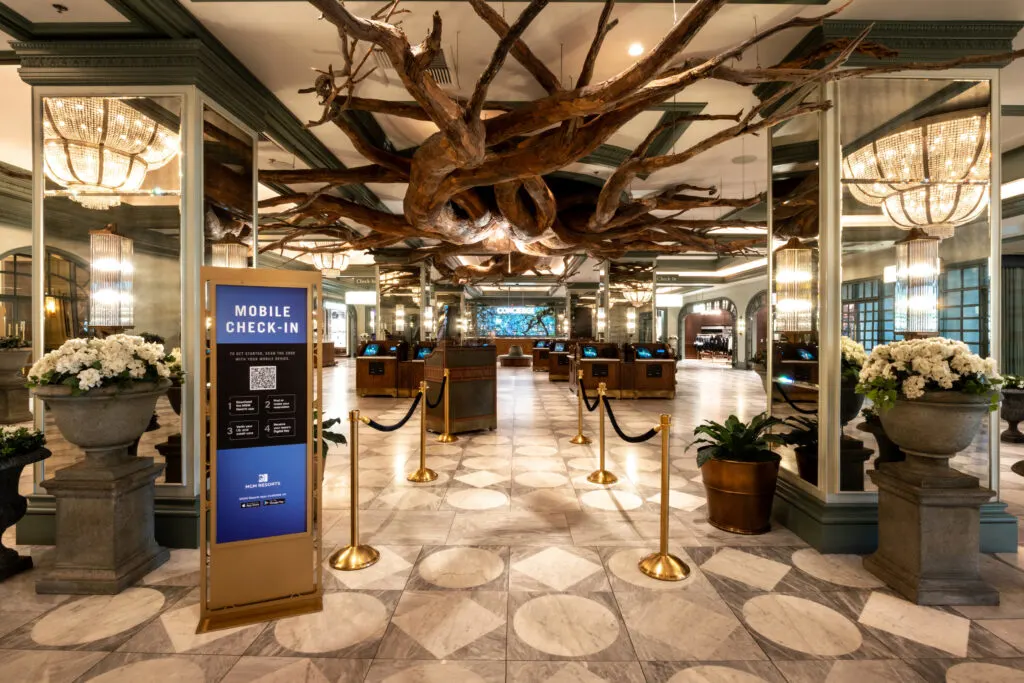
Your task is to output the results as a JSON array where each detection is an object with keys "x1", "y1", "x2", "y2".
[{"x1": 198, "y1": 268, "x2": 323, "y2": 634}]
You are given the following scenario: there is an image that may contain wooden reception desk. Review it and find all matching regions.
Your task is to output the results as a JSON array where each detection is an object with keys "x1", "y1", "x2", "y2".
[
  {"x1": 622, "y1": 343, "x2": 677, "y2": 399},
  {"x1": 532, "y1": 340, "x2": 551, "y2": 372},
  {"x1": 355, "y1": 341, "x2": 405, "y2": 397},
  {"x1": 570, "y1": 342, "x2": 622, "y2": 398},
  {"x1": 547, "y1": 341, "x2": 572, "y2": 381},
  {"x1": 424, "y1": 344, "x2": 497, "y2": 434}
]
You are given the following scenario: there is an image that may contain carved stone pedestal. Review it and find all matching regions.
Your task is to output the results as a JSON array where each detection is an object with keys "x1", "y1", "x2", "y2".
[
  {"x1": 865, "y1": 457, "x2": 998, "y2": 606},
  {"x1": 155, "y1": 433, "x2": 182, "y2": 484},
  {"x1": 36, "y1": 456, "x2": 168, "y2": 595}
]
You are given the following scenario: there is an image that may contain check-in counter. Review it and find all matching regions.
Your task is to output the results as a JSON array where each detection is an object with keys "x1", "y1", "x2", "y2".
[
  {"x1": 570, "y1": 343, "x2": 622, "y2": 399},
  {"x1": 356, "y1": 340, "x2": 406, "y2": 397},
  {"x1": 424, "y1": 344, "x2": 497, "y2": 434},
  {"x1": 532, "y1": 339, "x2": 551, "y2": 372},
  {"x1": 398, "y1": 342, "x2": 436, "y2": 397},
  {"x1": 547, "y1": 341, "x2": 571, "y2": 381},
  {"x1": 623, "y1": 343, "x2": 677, "y2": 398}
]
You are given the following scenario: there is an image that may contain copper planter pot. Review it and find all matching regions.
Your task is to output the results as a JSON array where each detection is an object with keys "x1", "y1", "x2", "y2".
[{"x1": 700, "y1": 455, "x2": 780, "y2": 535}]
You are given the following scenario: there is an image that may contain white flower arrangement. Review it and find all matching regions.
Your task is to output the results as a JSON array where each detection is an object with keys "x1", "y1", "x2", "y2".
[
  {"x1": 1004, "y1": 375, "x2": 1024, "y2": 391},
  {"x1": 27, "y1": 334, "x2": 172, "y2": 394},
  {"x1": 856, "y1": 337, "x2": 1001, "y2": 411},
  {"x1": 167, "y1": 347, "x2": 183, "y2": 381},
  {"x1": 840, "y1": 336, "x2": 868, "y2": 382}
]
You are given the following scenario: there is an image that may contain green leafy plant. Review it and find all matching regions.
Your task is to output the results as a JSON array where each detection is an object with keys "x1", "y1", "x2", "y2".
[
  {"x1": 0, "y1": 335, "x2": 29, "y2": 350},
  {"x1": 0, "y1": 427, "x2": 45, "y2": 459},
  {"x1": 780, "y1": 416, "x2": 818, "y2": 449},
  {"x1": 688, "y1": 413, "x2": 783, "y2": 468},
  {"x1": 313, "y1": 412, "x2": 347, "y2": 460}
]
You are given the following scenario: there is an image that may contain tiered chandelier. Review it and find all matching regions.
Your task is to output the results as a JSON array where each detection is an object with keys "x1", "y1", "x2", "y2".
[
  {"x1": 622, "y1": 281, "x2": 654, "y2": 308},
  {"x1": 774, "y1": 238, "x2": 813, "y2": 333},
  {"x1": 43, "y1": 97, "x2": 179, "y2": 211},
  {"x1": 305, "y1": 245, "x2": 349, "y2": 277},
  {"x1": 842, "y1": 109, "x2": 990, "y2": 240}
]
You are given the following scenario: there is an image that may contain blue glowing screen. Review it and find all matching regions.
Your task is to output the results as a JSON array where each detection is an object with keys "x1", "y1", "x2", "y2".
[
  {"x1": 636, "y1": 347, "x2": 652, "y2": 359},
  {"x1": 363, "y1": 343, "x2": 380, "y2": 356}
]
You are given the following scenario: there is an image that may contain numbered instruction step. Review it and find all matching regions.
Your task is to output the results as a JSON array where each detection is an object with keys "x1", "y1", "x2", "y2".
[{"x1": 226, "y1": 394, "x2": 296, "y2": 417}]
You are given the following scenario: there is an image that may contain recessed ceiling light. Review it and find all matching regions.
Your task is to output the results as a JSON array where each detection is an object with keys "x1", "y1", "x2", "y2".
[{"x1": 628, "y1": 42, "x2": 644, "y2": 57}]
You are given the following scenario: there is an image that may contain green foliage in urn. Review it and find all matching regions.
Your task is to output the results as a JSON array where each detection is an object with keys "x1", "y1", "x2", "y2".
[
  {"x1": 689, "y1": 413, "x2": 783, "y2": 468},
  {"x1": 856, "y1": 337, "x2": 1002, "y2": 412},
  {"x1": 840, "y1": 336, "x2": 867, "y2": 384},
  {"x1": 0, "y1": 427, "x2": 45, "y2": 459},
  {"x1": 780, "y1": 416, "x2": 818, "y2": 450},
  {"x1": 0, "y1": 335, "x2": 29, "y2": 350},
  {"x1": 26, "y1": 334, "x2": 172, "y2": 395}
]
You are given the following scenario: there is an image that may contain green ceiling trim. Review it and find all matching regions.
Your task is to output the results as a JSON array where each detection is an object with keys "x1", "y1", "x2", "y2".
[
  {"x1": 645, "y1": 102, "x2": 707, "y2": 158},
  {"x1": 1004, "y1": 105, "x2": 1024, "y2": 116},
  {"x1": 0, "y1": 4, "x2": 32, "y2": 41},
  {"x1": 581, "y1": 144, "x2": 631, "y2": 168}
]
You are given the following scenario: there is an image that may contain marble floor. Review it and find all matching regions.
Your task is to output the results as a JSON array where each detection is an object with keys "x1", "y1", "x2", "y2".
[{"x1": 4, "y1": 361, "x2": 1024, "y2": 682}]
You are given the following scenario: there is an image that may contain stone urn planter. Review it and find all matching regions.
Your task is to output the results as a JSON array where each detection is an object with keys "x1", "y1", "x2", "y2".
[
  {"x1": 155, "y1": 378, "x2": 183, "y2": 484},
  {"x1": 31, "y1": 379, "x2": 171, "y2": 594},
  {"x1": 839, "y1": 378, "x2": 865, "y2": 431},
  {"x1": 0, "y1": 348, "x2": 32, "y2": 425},
  {"x1": 857, "y1": 418, "x2": 905, "y2": 466},
  {"x1": 865, "y1": 391, "x2": 1000, "y2": 606},
  {"x1": 1001, "y1": 389, "x2": 1024, "y2": 444},
  {"x1": 0, "y1": 446, "x2": 50, "y2": 581}
]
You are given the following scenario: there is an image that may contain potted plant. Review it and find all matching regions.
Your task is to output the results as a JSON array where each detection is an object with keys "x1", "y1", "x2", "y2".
[
  {"x1": 856, "y1": 337, "x2": 1001, "y2": 465},
  {"x1": 856, "y1": 407, "x2": 905, "y2": 466},
  {"x1": 154, "y1": 347, "x2": 184, "y2": 483},
  {"x1": 1001, "y1": 375, "x2": 1024, "y2": 444},
  {"x1": 840, "y1": 336, "x2": 868, "y2": 428},
  {"x1": 0, "y1": 335, "x2": 32, "y2": 424},
  {"x1": 691, "y1": 413, "x2": 783, "y2": 534},
  {"x1": 780, "y1": 416, "x2": 819, "y2": 485},
  {"x1": 0, "y1": 427, "x2": 49, "y2": 581},
  {"x1": 27, "y1": 334, "x2": 173, "y2": 464},
  {"x1": 166, "y1": 347, "x2": 183, "y2": 416},
  {"x1": 316, "y1": 414, "x2": 347, "y2": 481}
]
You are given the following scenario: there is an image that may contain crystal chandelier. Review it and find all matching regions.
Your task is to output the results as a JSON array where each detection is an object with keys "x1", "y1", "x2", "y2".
[
  {"x1": 775, "y1": 238, "x2": 813, "y2": 333},
  {"x1": 89, "y1": 224, "x2": 134, "y2": 328},
  {"x1": 622, "y1": 281, "x2": 654, "y2": 308},
  {"x1": 211, "y1": 235, "x2": 249, "y2": 269},
  {"x1": 43, "y1": 97, "x2": 180, "y2": 211},
  {"x1": 842, "y1": 109, "x2": 990, "y2": 240},
  {"x1": 894, "y1": 228, "x2": 940, "y2": 336},
  {"x1": 303, "y1": 243, "x2": 349, "y2": 277}
]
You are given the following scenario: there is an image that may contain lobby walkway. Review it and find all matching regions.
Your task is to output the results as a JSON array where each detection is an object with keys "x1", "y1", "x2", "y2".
[{"x1": 2, "y1": 363, "x2": 1024, "y2": 682}]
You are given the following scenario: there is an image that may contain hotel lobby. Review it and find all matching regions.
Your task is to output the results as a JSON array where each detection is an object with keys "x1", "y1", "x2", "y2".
[{"x1": 3, "y1": 1, "x2": 1024, "y2": 682}]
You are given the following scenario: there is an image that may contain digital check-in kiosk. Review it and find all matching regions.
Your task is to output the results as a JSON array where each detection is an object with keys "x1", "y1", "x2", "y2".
[
  {"x1": 356, "y1": 340, "x2": 405, "y2": 397},
  {"x1": 532, "y1": 339, "x2": 551, "y2": 373},
  {"x1": 398, "y1": 342, "x2": 436, "y2": 397},
  {"x1": 547, "y1": 340, "x2": 571, "y2": 382},
  {"x1": 623, "y1": 343, "x2": 677, "y2": 398},
  {"x1": 571, "y1": 342, "x2": 622, "y2": 398}
]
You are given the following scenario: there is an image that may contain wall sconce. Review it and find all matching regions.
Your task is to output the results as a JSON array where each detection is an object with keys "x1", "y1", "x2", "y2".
[
  {"x1": 774, "y1": 237, "x2": 813, "y2": 333},
  {"x1": 369, "y1": 309, "x2": 376, "y2": 333},
  {"x1": 44, "y1": 296, "x2": 57, "y2": 316},
  {"x1": 89, "y1": 223, "x2": 133, "y2": 328},
  {"x1": 894, "y1": 228, "x2": 940, "y2": 337},
  {"x1": 423, "y1": 306, "x2": 434, "y2": 338},
  {"x1": 626, "y1": 308, "x2": 636, "y2": 335},
  {"x1": 596, "y1": 307, "x2": 607, "y2": 333},
  {"x1": 395, "y1": 304, "x2": 405, "y2": 332},
  {"x1": 212, "y1": 234, "x2": 249, "y2": 268},
  {"x1": 737, "y1": 318, "x2": 746, "y2": 336}
]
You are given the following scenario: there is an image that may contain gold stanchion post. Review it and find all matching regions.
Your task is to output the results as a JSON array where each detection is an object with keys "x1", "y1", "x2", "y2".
[
  {"x1": 569, "y1": 369, "x2": 592, "y2": 445},
  {"x1": 638, "y1": 414, "x2": 690, "y2": 581},
  {"x1": 328, "y1": 410, "x2": 380, "y2": 571},
  {"x1": 408, "y1": 381, "x2": 439, "y2": 482},
  {"x1": 587, "y1": 382, "x2": 618, "y2": 485},
  {"x1": 437, "y1": 368, "x2": 458, "y2": 443}
]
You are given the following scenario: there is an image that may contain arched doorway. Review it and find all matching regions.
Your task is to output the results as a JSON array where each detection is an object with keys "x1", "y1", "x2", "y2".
[
  {"x1": 745, "y1": 290, "x2": 768, "y2": 366},
  {"x1": 679, "y1": 298, "x2": 738, "y2": 365},
  {"x1": 0, "y1": 246, "x2": 90, "y2": 349}
]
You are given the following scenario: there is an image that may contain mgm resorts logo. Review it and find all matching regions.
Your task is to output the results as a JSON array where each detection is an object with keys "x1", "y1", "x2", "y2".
[{"x1": 245, "y1": 472, "x2": 281, "y2": 489}]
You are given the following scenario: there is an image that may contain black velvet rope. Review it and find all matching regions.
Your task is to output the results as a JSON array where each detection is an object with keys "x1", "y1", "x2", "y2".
[
  {"x1": 601, "y1": 396, "x2": 659, "y2": 443},
  {"x1": 426, "y1": 375, "x2": 446, "y2": 409},
  {"x1": 364, "y1": 393, "x2": 422, "y2": 432},
  {"x1": 773, "y1": 381, "x2": 818, "y2": 415},
  {"x1": 577, "y1": 381, "x2": 600, "y2": 412}
]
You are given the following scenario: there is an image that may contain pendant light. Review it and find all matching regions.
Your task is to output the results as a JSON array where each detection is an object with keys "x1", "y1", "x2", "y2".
[
  {"x1": 89, "y1": 223, "x2": 134, "y2": 328},
  {"x1": 894, "y1": 228, "x2": 940, "y2": 337},
  {"x1": 774, "y1": 237, "x2": 813, "y2": 333},
  {"x1": 211, "y1": 234, "x2": 249, "y2": 268}
]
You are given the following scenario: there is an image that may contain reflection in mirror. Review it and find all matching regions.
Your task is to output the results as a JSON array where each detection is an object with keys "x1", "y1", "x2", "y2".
[
  {"x1": 203, "y1": 105, "x2": 253, "y2": 268},
  {"x1": 839, "y1": 78, "x2": 993, "y2": 491},
  {"x1": 769, "y1": 90, "x2": 822, "y2": 489},
  {"x1": 41, "y1": 94, "x2": 183, "y2": 486}
]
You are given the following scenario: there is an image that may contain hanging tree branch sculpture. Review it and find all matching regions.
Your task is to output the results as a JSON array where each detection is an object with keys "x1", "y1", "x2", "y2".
[{"x1": 258, "y1": 0, "x2": 1023, "y2": 282}]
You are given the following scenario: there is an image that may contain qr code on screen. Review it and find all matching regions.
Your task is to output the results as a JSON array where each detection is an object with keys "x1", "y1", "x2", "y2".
[{"x1": 249, "y1": 366, "x2": 277, "y2": 391}]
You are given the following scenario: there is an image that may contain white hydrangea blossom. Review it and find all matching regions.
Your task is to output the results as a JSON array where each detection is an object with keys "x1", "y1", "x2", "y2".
[
  {"x1": 858, "y1": 337, "x2": 1000, "y2": 401},
  {"x1": 840, "y1": 336, "x2": 868, "y2": 368},
  {"x1": 28, "y1": 334, "x2": 170, "y2": 393}
]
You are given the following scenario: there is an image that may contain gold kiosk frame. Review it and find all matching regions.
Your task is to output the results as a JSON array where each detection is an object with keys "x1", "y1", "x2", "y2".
[{"x1": 198, "y1": 267, "x2": 324, "y2": 633}]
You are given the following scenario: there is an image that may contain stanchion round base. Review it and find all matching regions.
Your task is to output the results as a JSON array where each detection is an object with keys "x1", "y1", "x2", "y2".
[
  {"x1": 437, "y1": 433, "x2": 459, "y2": 444},
  {"x1": 638, "y1": 552, "x2": 690, "y2": 582},
  {"x1": 569, "y1": 434, "x2": 592, "y2": 445},
  {"x1": 407, "y1": 467, "x2": 439, "y2": 483},
  {"x1": 587, "y1": 469, "x2": 618, "y2": 485},
  {"x1": 329, "y1": 544, "x2": 380, "y2": 571}
]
